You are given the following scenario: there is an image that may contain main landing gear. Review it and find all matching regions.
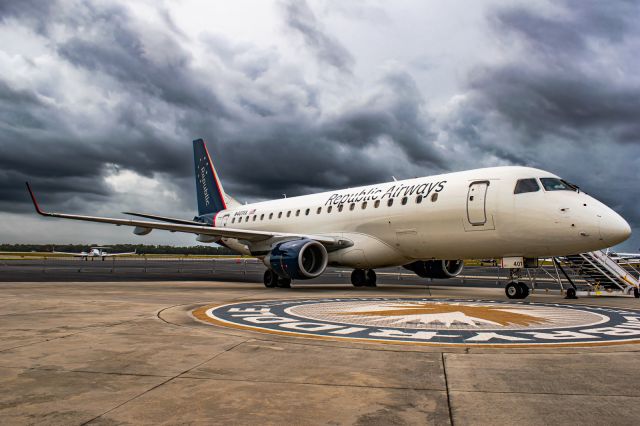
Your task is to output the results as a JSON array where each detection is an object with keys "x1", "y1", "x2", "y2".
[
  {"x1": 263, "y1": 270, "x2": 292, "y2": 288},
  {"x1": 505, "y1": 268, "x2": 529, "y2": 299},
  {"x1": 351, "y1": 269, "x2": 377, "y2": 287}
]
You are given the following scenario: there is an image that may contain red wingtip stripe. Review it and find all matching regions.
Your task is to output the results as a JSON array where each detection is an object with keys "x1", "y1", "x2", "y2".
[
  {"x1": 25, "y1": 182, "x2": 46, "y2": 215},
  {"x1": 201, "y1": 140, "x2": 228, "y2": 210}
]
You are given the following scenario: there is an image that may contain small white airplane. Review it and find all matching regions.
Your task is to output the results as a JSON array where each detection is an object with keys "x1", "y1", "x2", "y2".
[
  {"x1": 606, "y1": 249, "x2": 640, "y2": 264},
  {"x1": 26, "y1": 139, "x2": 631, "y2": 299},
  {"x1": 53, "y1": 247, "x2": 136, "y2": 261}
]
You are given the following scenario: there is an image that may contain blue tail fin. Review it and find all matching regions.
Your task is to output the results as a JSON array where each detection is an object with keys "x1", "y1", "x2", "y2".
[{"x1": 193, "y1": 139, "x2": 227, "y2": 216}]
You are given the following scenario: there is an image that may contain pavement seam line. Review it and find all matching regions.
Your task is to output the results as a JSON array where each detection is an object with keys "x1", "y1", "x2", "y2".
[
  {"x1": 0, "y1": 364, "x2": 171, "y2": 378},
  {"x1": 0, "y1": 317, "x2": 153, "y2": 354},
  {"x1": 442, "y1": 353, "x2": 454, "y2": 426},
  {"x1": 175, "y1": 375, "x2": 445, "y2": 392},
  {"x1": 80, "y1": 338, "x2": 250, "y2": 425},
  {"x1": 447, "y1": 389, "x2": 640, "y2": 398}
]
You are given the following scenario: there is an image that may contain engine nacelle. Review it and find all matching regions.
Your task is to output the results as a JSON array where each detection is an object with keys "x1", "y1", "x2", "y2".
[
  {"x1": 404, "y1": 260, "x2": 464, "y2": 279},
  {"x1": 265, "y1": 239, "x2": 328, "y2": 280},
  {"x1": 133, "y1": 226, "x2": 152, "y2": 236}
]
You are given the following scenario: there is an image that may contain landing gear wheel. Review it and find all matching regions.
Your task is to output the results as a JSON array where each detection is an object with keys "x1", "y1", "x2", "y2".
[
  {"x1": 351, "y1": 269, "x2": 366, "y2": 287},
  {"x1": 364, "y1": 269, "x2": 377, "y2": 287},
  {"x1": 634, "y1": 288, "x2": 640, "y2": 299},
  {"x1": 263, "y1": 270, "x2": 278, "y2": 288},
  {"x1": 518, "y1": 282, "x2": 530, "y2": 299},
  {"x1": 277, "y1": 277, "x2": 292, "y2": 288},
  {"x1": 505, "y1": 282, "x2": 520, "y2": 299},
  {"x1": 565, "y1": 287, "x2": 578, "y2": 299}
]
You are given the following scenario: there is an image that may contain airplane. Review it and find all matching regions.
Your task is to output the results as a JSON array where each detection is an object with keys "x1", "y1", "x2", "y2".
[
  {"x1": 52, "y1": 246, "x2": 136, "y2": 261},
  {"x1": 605, "y1": 249, "x2": 640, "y2": 265},
  {"x1": 26, "y1": 138, "x2": 631, "y2": 299}
]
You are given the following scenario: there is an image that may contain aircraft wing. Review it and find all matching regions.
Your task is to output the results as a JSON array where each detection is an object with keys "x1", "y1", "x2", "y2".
[
  {"x1": 123, "y1": 212, "x2": 204, "y2": 226},
  {"x1": 53, "y1": 251, "x2": 87, "y2": 257},
  {"x1": 26, "y1": 183, "x2": 341, "y2": 246},
  {"x1": 105, "y1": 251, "x2": 137, "y2": 256}
]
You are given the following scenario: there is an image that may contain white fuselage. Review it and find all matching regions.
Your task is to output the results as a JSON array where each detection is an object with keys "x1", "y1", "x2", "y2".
[{"x1": 213, "y1": 166, "x2": 630, "y2": 269}]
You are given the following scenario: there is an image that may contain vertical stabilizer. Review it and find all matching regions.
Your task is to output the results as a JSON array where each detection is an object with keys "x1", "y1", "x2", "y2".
[{"x1": 193, "y1": 139, "x2": 228, "y2": 216}]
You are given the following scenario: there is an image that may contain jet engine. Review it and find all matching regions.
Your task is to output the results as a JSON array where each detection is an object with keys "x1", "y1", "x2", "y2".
[
  {"x1": 403, "y1": 260, "x2": 464, "y2": 279},
  {"x1": 264, "y1": 239, "x2": 328, "y2": 280}
]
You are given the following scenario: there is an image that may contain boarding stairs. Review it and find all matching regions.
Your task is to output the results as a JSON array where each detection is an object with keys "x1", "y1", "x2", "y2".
[{"x1": 561, "y1": 250, "x2": 640, "y2": 296}]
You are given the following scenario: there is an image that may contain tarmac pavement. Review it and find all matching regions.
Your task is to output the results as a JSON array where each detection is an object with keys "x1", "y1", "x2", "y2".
[{"x1": 1, "y1": 278, "x2": 640, "y2": 425}]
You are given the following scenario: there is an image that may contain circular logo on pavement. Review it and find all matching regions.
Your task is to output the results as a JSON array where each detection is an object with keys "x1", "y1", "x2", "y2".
[{"x1": 193, "y1": 298, "x2": 640, "y2": 347}]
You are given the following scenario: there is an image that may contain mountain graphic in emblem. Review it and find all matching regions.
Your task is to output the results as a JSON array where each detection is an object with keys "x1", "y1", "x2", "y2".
[{"x1": 335, "y1": 302, "x2": 548, "y2": 327}]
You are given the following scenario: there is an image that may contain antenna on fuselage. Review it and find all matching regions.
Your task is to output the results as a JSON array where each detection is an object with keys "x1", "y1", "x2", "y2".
[{"x1": 391, "y1": 176, "x2": 397, "y2": 182}]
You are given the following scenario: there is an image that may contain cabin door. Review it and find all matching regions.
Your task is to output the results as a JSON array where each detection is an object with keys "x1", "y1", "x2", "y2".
[{"x1": 467, "y1": 181, "x2": 489, "y2": 226}]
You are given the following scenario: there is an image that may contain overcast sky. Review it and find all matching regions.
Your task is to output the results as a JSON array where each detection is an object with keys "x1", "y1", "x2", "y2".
[{"x1": 0, "y1": 0, "x2": 638, "y2": 251}]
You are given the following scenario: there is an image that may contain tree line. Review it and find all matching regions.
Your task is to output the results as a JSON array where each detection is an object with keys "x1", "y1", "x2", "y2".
[{"x1": 0, "y1": 243, "x2": 238, "y2": 255}]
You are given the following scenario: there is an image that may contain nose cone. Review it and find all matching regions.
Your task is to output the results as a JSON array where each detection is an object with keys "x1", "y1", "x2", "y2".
[{"x1": 600, "y1": 210, "x2": 632, "y2": 246}]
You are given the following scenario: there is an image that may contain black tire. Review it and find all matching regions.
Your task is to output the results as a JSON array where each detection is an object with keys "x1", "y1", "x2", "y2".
[
  {"x1": 565, "y1": 287, "x2": 577, "y2": 299},
  {"x1": 351, "y1": 269, "x2": 366, "y2": 287},
  {"x1": 365, "y1": 269, "x2": 377, "y2": 287},
  {"x1": 518, "y1": 282, "x2": 530, "y2": 299},
  {"x1": 633, "y1": 287, "x2": 639, "y2": 298},
  {"x1": 263, "y1": 270, "x2": 278, "y2": 288},
  {"x1": 505, "y1": 282, "x2": 520, "y2": 299},
  {"x1": 277, "y1": 277, "x2": 292, "y2": 288}
]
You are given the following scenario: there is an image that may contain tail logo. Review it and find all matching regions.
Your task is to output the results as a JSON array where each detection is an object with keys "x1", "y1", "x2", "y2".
[{"x1": 198, "y1": 156, "x2": 211, "y2": 207}]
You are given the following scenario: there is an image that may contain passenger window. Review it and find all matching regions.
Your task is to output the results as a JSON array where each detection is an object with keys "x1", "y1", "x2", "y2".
[
  {"x1": 295, "y1": 210, "x2": 300, "y2": 217},
  {"x1": 349, "y1": 203, "x2": 355, "y2": 211},
  {"x1": 253, "y1": 215, "x2": 257, "y2": 221},
  {"x1": 416, "y1": 195, "x2": 423, "y2": 204},
  {"x1": 362, "y1": 201, "x2": 367, "y2": 209},
  {"x1": 401, "y1": 196, "x2": 408, "y2": 205},
  {"x1": 540, "y1": 178, "x2": 576, "y2": 192},
  {"x1": 514, "y1": 178, "x2": 541, "y2": 194},
  {"x1": 269, "y1": 213, "x2": 273, "y2": 219},
  {"x1": 245, "y1": 216, "x2": 249, "y2": 222},
  {"x1": 387, "y1": 199, "x2": 394, "y2": 207},
  {"x1": 338, "y1": 205, "x2": 344, "y2": 212},
  {"x1": 374, "y1": 200, "x2": 380, "y2": 208},
  {"x1": 287, "y1": 211, "x2": 291, "y2": 217},
  {"x1": 305, "y1": 208, "x2": 310, "y2": 215},
  {"x1": 317, "y1": 207, "x2": 322, "y2": 214},
  {"x1": 260, "y1": 214, "x2": 264, "y2": 220},
  {"x1": 232, "y1": 218, "x2": 235, "y2": 224},
  {"x1": 327, "y1": 206, "x2": 333, "y2": 213},
  {"x1": 431, "y1": 193, "x2": 438, "y2": 202},
  {"x1": 278, "y1": 212, "x2": 282, "y2": 219}
]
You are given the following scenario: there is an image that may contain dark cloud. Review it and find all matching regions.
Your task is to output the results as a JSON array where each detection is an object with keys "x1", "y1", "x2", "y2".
[
  {"x1": 282, "y1": 0, "x2": 355, "y2": 72},
  {"x1": 493, "y1": 0, "x2": 638, "y2": 59},
  {"x1": 213, "y1": 68, "x2": 445, "y2": 200},
  {"x1": 0, "y1": 0, "x2": 443, "y2": 218}
]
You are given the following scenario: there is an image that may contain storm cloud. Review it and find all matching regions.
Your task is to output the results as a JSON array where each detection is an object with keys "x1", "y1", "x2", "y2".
[
  {"x1": 0, "y1": 0, "x2": 638, "y2": 249},
  {"x1": 446, "y1": 0, "x2": 640, "y2": 241}
]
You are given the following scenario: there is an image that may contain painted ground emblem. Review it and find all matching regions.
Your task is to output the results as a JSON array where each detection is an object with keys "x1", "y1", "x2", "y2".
[{"x1": 193, "y1": 298, "x2": 640, "y2": 347}]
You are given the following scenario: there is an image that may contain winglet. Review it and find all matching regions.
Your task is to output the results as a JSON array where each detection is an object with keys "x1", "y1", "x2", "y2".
[{"x1": 25, "y1": 182, "x2": 47, "y2": 216}]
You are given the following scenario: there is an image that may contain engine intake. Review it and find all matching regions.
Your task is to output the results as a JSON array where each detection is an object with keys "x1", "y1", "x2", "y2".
[
  {"x1": 404, "y1": 260, "x2": 464, "y2": 279},
  {"x1": 265, "y1": 239, "x2": 328, "y2": 280}
]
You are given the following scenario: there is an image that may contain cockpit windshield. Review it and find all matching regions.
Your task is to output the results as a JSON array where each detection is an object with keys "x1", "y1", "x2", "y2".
[
  {"x1": 514, "y1": 178, "x2": 540, "y2": 194},
  {"x1": 540, "y1": 178, "x2": 579, "y2": 192}
]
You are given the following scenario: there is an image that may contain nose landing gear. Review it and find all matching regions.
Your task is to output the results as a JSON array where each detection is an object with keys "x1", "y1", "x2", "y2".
[
  {"x1": 505, "y1": 281, "x2": 529, "y2": 299},
  {"x1": 351, "y1": 269, "x2": 377, "y2": 287},
  {"x1": 504, "y1": 268, "x2": 530, "y2": 299}
]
